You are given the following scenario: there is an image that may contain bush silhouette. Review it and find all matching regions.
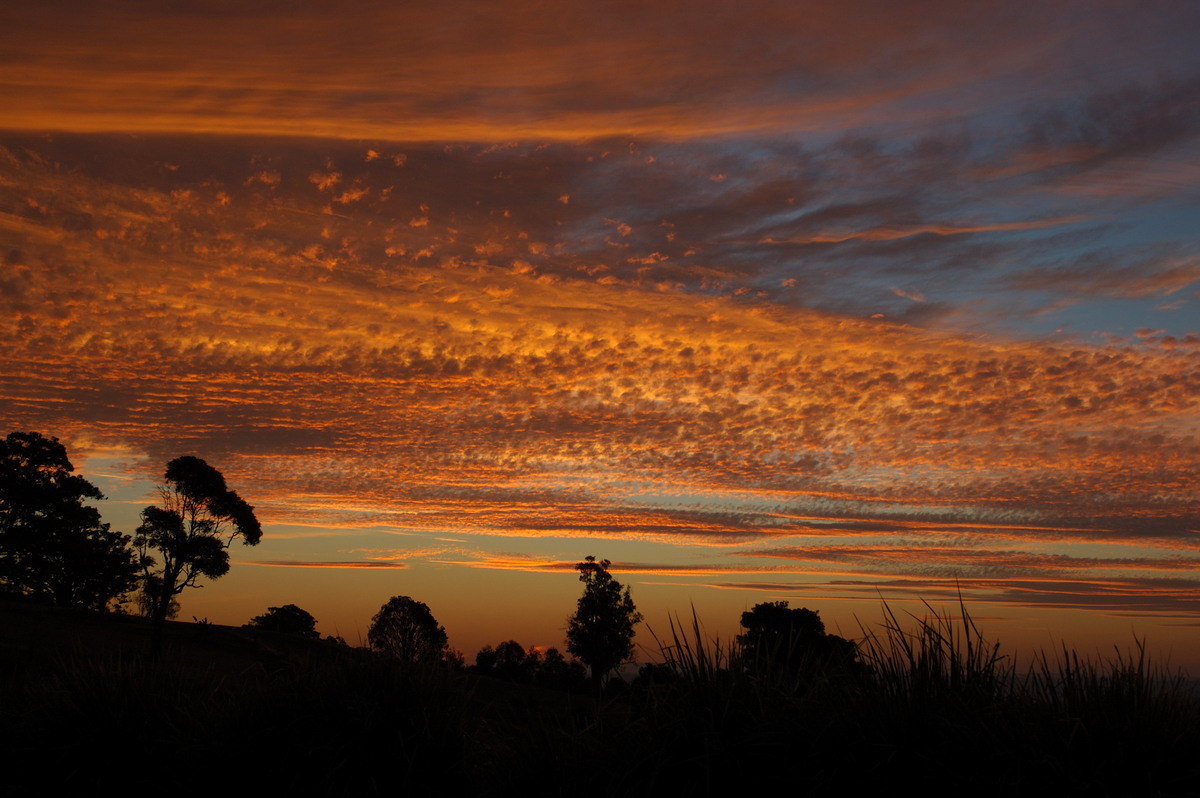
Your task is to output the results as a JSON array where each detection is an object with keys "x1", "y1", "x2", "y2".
[
  {"x1": 737, "y1": 601, "x2": 858, "y2": 675},
  {"x1": 246, "y1": 604, "x2": 320, "y2": 638}
]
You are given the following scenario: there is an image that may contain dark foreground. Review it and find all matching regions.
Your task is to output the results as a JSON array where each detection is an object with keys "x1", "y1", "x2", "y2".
[{"x1": 2, "y1": 601, "x2": 1197, "y2": 796}]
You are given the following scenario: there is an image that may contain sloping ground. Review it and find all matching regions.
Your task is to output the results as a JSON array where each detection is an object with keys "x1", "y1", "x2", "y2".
[{"x1": 0, "y1": 598, "x2": 320, "y2": 673}]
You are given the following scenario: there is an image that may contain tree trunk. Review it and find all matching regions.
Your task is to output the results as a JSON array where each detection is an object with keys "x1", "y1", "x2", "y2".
[{"x1": 148, "y1": 571, "x2": 177, "y2": 657}]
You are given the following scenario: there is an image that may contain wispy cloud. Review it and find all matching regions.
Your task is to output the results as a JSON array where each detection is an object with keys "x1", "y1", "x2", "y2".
[{"x1": 253, "y1": 560, "x2": 409, "y2": 569}]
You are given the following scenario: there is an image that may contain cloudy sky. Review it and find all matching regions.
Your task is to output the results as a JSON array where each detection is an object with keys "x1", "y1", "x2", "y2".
[{"x1": 2, "y1": 0, "x2": 1198, "y2": 661}]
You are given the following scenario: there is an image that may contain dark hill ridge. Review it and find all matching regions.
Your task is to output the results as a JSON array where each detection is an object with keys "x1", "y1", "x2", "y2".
[{"x1": 0, "y1": 598, "x2": 327, "y2": 673}]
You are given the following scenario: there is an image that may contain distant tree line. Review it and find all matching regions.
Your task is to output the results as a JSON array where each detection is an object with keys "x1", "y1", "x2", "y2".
[{"x1": 471, "y1": 639, "x2": 589, "y2": 689}]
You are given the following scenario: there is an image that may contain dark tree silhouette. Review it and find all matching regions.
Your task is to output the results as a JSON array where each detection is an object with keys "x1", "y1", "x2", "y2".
[
  {"x1": 566, "y1": 556, "x2": 642, "y2": 692},
  {"x1": 245, "y1": 603, "x2": 319, "y2": 638},
  {"x1": 135, "y1": 575, "x2": 180, "y2": 620},
  {"x1": 134, "y1": 456, "x2": 261, "y2": 647},
  {"x1": 0, "y1": 432, "x2": 138, "y2": 610},
  {"x1": 737, "y1": 601, "x2": 858, "y2": 674},
  {"x1": 535, "y1": 646, "x2": 588, "y2": 690},
  {"x1": 472, "y1": 639, "x2": 588, "y2": 689},
  {"x1": 367, "y1": 595, "x2": 448, "y2": 664},
  {"x1": 474, "y1": 639, "x2": 536, "y2": 681}
]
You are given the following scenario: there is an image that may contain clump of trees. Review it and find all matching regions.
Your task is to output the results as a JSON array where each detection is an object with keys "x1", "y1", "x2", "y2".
[
  {"x1": 472, "y1": 639, "x2": 587, "y2": 689},
  {"x1": 245, "y1": 603, "x2": 320, "y2": 638},
  {"x1": 0, "y1": 432, "x2": 138, "y2": 611},
  {"x1": 566, "y1": 555, "x2": 642, "y2": 691}
]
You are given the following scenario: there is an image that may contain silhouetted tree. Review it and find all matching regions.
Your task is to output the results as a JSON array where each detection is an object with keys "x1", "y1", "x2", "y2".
[
  {"x1": 246, "y1": 603, "x2": 319, "y2": 638},
  {"x1": 473, "y1": 640, "x2": 535, "y2": 682},
  {"x1": 135, "y1": 575, "x2": 179, "y2": 620},
  {"x1": 474, "y1": 639, "x2": 535, "y2": 681},
  {"x1": 134, "y1": 456, "x2": 261, "y2": 649},
  {"x1": 0, "y1": 432, "x2": 138, "y2": 610},
  {"x1": 566, "y1": 556, "x2": 642, "y2": 692},
  {"x1": 474, "y1": 643, "x2": 499, "y2": 673},
  {"x1": 368, "y1": 595, "x2": 448, "y2": 664},
  {"x1": 635, "y1": 661, "x2": 678, "y2": 686},
  {"x1": 443, "y1": 647, "x2": 466, "y2": 669},
  {"x1": 738, "y1": 601, "x2": 858, "y2": 674},
  {"x1": 536, "y1": 646, "x2": 588, "y2": 690}
]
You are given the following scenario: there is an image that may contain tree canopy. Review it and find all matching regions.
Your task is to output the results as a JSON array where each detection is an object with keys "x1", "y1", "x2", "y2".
[
  {"x1": 245, "y1": 603, "x2": 320, "y2": 638},
  {"x1": 367, "y1": 595, "x2": 448, "y2": 664},
  {"x1": 565, "y1": 556, "x2": 642, "y2": 691},
  {"x1": 0, "y1": 431, "x2": 137, "y2": 610},
  {"x1": 134, "y1": 456, "x2": 261, "y2": 640}
]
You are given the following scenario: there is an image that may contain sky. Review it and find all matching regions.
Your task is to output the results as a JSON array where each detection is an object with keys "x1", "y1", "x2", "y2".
[{"x1": 2, "y1": 0, "x2": 1199, "y2": 666}]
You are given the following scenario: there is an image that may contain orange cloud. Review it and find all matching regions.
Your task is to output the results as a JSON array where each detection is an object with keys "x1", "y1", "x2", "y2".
[
  {"x1": 3, "y1": 2, "x2": 1168, "y2": 141},
  {"x1": 2, "y1": 74, "x2": 1198, "y2": 627}
]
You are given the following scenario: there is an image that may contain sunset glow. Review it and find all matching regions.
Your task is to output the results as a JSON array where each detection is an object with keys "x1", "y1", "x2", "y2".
[{"x1": 3, "y1": 0, "x2": 1198, "y2": 663}]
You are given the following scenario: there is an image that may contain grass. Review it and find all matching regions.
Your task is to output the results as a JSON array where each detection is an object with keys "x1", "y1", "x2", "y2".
[
  {"x1": 857, "y1": 594, "x2": 1012, "y2": 704},
  {"x1": 639, "y1": 598, "x2": 1200, "y2": 795}
]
